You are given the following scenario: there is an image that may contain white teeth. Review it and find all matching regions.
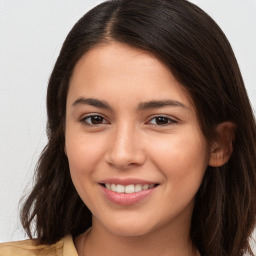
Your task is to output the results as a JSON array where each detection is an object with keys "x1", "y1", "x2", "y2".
[
  {"x1": 135, "y1": 184, "x2": 143, "y2": 192},
  {"x1": 116, "y1": 184, "x2": 125, "y2": 193},
  {"x1": 142, "y1": 184, "x2": 149, "y2": 190},
  {"x1": 110, "y1": 184, "x2": 117, "y2": 192},
  {"x1": 105, "y1": 183, "x2": 156, "y2": 193},
  {"x1": 125, "y1": 184, "x2": 135, "y2": 193}
]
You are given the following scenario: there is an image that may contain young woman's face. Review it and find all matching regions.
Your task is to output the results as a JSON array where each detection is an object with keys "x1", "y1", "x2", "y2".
[{"x1": 65, "y1": 42, "x2": 209, "y2": 237}]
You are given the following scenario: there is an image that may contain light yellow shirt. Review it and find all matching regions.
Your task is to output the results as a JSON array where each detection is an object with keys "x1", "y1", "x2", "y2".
[{"x1": 0, "y1": 235, "x2": 78, "y2": 256}]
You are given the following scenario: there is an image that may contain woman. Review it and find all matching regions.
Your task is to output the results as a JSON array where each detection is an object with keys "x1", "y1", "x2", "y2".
[{"x1": 0, "y1": 0, "x2": 255, "y2": 255}]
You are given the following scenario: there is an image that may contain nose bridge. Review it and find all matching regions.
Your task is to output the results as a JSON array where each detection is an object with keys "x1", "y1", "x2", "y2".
[{"x1": 106, "y1": 121, "x2": 145, "y2": 169}]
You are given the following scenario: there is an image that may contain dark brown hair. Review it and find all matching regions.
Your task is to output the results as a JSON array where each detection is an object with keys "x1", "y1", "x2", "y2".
[{"x1": 21, "y1": 1, "x2": 256, "y2": 255}]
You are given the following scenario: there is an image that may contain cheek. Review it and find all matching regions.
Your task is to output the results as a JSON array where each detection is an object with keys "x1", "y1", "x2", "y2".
[
  {"x1": 66, "y1": 130, "x2": 103, "y2": 167},
  {"x1": 65, "y1": 130, "x2": 107, "y2": 192},
  {"x1": 149, "y1": 130, "x2": 208, "y2": 186},
  {"x1": 65, "y1": 132, "x2": 105, "y2": 209},
  {"x1": 148, "y1": 132, "x2": 208, "y2": 219}
]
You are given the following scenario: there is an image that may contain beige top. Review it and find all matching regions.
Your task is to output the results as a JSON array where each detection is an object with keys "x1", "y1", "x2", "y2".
[{"x1": 0, "y1": 235, "x2": 78, "y2": 256}]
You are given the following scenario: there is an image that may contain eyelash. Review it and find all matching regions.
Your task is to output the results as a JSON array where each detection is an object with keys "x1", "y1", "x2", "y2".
[
  {"x1": 81, "y1": 115, "x2": 109, "y2": 126},
  {"x1": 147, "y1": 116, "x2": 178, "y2": 126},
  {"x1": 80, "y1": 114, "x2": 178, "y2": 127}
]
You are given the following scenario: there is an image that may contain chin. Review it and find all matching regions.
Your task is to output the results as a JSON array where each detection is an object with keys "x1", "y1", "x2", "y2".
[{"x1": 99, "y1": 217, "x2": 156, "y2": 238}]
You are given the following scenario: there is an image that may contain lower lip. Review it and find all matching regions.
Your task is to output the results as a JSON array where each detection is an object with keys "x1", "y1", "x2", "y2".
[{"x1": 100, "y1": 185, "x2": 158, "y2": 206}]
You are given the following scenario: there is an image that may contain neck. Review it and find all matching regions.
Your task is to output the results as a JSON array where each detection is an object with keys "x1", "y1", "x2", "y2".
[{"x1": 77, "y1": 221, "x2": 198, "y2": 256}]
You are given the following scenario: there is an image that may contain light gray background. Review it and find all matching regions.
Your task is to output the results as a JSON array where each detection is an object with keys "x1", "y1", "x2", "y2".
[{"x1": 0, "y1": 0, "x2": 255, "y2": 248}]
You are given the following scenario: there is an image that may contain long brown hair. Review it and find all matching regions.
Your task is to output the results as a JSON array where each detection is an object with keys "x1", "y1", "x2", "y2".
[{"x1": 21, "y1": 1, "x2": 256, "y2": 255}]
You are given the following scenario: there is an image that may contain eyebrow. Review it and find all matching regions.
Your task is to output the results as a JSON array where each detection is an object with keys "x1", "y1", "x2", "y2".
[
  {"x1": 72, "y1": 97, "x2": 111, "y2": 110},
  {"x1": 72, "y1": 97, "x2": 189, "y2": 111},
  {"x1": 137, "y1": 100, "x2": 189, "y2": 111}
]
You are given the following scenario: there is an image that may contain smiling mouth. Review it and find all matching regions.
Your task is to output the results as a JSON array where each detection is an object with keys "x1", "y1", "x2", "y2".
[{"x1": 100, "y1": 183, "x2": 159, "y2": 194}]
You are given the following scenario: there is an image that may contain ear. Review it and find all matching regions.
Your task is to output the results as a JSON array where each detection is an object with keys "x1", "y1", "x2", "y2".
[{"x1": 208, "y1": 122, "x2": 236, "y2": 167}]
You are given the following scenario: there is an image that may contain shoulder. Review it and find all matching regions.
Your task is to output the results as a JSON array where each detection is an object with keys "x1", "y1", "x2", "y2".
[{"x1": 0, "y1": 235, "x2": 78, "y2": 256}]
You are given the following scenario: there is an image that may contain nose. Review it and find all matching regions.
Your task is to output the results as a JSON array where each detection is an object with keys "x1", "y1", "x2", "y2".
[{"x1": 105, "y1": 124, "x2": 146, "y2": 170}]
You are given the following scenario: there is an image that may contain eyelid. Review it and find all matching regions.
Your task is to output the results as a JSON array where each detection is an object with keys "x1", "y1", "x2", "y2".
[
  {"x1": 79, "y1": 113, "x2": 178, "y2": 127},
  {"x1": 80, "y1": 113, "x2": 110, "y2": 126},
  {"x1": 146, "y1": 115, "x2": 178, "y2": 126}
]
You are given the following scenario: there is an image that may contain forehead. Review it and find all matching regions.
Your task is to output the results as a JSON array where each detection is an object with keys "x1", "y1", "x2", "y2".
[
  {"x1": 67, "y1": 42, "x2": 195, "y2": 110},
  {"x1": 71, "y1": 42, "x2": 170, "y2": 83}
]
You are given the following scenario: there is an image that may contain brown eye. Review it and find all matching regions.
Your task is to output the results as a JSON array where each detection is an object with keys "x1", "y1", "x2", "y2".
[
  {"x1": 82, "y1": 115, "x2": 108, "y2": 125},
  {"x1": 90, "y1": 116, "x2": 104, "y2": 124},
  {"x1": 155, "y1": 117, "x2": 169, "y2": 125},
  {"x1": 148, "y1": 116, "x2": 177, "y2": 126}
]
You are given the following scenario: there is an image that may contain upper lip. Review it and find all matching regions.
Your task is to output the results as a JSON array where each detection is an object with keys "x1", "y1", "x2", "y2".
[{"x1": 99, "y1": 178, "x2": 159, "y2": 186}]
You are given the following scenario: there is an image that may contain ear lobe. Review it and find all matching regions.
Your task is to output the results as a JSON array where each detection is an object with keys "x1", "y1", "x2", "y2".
[{"x1": 208, "y1": 122, "x2": 236, "y2": 167}]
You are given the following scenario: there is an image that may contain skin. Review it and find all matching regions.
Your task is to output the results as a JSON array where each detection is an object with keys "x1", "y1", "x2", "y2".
[{"x1": 65, "y1": 42, "x2": 230, "y2": 256}]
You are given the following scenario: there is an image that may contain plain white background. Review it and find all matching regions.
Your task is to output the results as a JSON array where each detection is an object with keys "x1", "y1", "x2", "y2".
[{"x1": 0, "y1": 0, "x2": 255, "y2": 248}]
